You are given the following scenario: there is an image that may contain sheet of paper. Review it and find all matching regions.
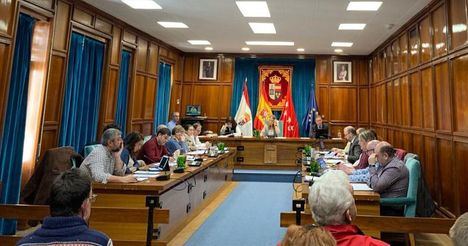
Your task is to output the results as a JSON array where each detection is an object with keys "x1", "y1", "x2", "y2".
[
  {"x1": 351, "y1": 183, "x2": 373, "y2": 191},
  {"x1": 187, "y1": 150, "x2": 206, "y2": 155},
  {"x1": 136, "y1": 177, "x2": 148, "y2": 182}
]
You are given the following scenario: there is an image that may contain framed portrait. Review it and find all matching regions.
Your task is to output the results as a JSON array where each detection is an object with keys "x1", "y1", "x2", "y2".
[
  {"x1": 333, "y1": 61, "x2": 352, "y2": 83},
  {"x1": 199, "y1": 58, "x2": 218, "y2": 80}
]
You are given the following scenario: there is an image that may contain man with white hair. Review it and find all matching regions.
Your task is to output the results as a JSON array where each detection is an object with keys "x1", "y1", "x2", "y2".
[
  {"x1": 309, "y1": 170, "x2": 388, "y2": 246},
  {"x1": 450, "y1": 212, "x2": 468, "y2": 246}
]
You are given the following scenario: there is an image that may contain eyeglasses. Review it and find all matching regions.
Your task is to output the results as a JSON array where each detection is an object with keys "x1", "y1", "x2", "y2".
[
  {"x1": 366, "y1": 148, "x2": 375, "y2": 154},
  {"x1": 89, "y1": 194, "x2": 97, "y2": 203}
]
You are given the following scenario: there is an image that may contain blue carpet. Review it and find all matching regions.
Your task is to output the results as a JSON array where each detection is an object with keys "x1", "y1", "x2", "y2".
[{"x1": 185, "y1": 182, "x2": 292, "y2": 246}]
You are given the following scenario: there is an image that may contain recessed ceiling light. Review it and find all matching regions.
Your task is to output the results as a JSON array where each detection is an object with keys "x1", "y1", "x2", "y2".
[
  {"x1": 188, "y1": 40, "x2": 211, "y2": 45},
  {"x1": 242, "y1": 47, "x2": 250, "y2": 51},
  {"x1": 347, "y1": 1, "x2": 382, "y2": 11},
  {"x1": 121, "y1": 0, "x2": 162, "y2": 9},
  {"x1": 248, "y1": 23, "x2": 276, "y2": 34},
  {"x1": 205, "y1": 47, "x2": 213, "y2": 51},
  {"x1": 157, "y1": 22, "x2": 188, "y2": 28},
  {"x1": 334, "y1": 49, "x2": 343, "y2": 53},
  {"x1": 331, "y1": 42, "x2": 353, "y2": 47},
  {"x1": 236, "y1": 1, "x2": 270, "y2": 17},
  {"x1": 245, "y1": 41, "x2": 294, "y2": 46},
  {"x1": 297, "y1": 48, "x2": 305, "y2": 52},
  {"x1": 339, "y1": 23, "x2": 366, "y2": 30}
]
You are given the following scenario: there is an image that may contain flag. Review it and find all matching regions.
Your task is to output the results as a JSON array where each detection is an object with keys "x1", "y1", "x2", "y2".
[
  {"x1": 280, "y1": 88, "x2": 299, "y2": 137},
  {"x1": 254, "y1": 87, "x2": 273, "y2": 131},
  {"x1": 302, "y1": 85, "x2": 318, "y2": 136},
  {"x1": 234, "y1": 79, "x2": 253, "y2": 136}
]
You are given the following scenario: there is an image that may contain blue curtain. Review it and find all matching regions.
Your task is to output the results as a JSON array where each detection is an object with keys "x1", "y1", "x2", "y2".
[
  {"x1": 230, "y1": 57, "x2": 315, "y2": 136},
  {"x1": 59, "y1": 32, "x2": 105, "y2": 153},
  {"x1": 154, "y1": 63, "x2": 172, "y2": 130},
  {"x1": 0, "y1": 13, "x2": 36, "y2": 235},
  {"x1": 115, "y1": 50, "x2": 132, "y2": 135}
]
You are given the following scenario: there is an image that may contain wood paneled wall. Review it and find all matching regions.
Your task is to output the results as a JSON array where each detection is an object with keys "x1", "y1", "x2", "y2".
[
  {"x1": 315, "y1": 56, "x2": 370, "y2": 137},
  {"x1": 369, "y1": 0, "x2": 468, "y2": 216},
  {"x1": 173, "y1": 54, "x2": 234, "y2": 133},
  {"x1": 174, "y1": 54, "x2": 369, "y2": 134},
  {"x1": 0, "y1": 0, "x2": 182, "y2": 172}
]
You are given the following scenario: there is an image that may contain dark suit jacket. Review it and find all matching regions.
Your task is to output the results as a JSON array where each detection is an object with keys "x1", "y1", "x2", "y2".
[
  {"x1": 347, "y1": 136, "x2": 362, "y2": 163},
  {"x1": 310, "y1": 123, "x2": 329, "y2": 139}
]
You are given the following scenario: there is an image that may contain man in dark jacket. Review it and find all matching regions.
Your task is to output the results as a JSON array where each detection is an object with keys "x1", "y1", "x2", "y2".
[
  {"x1": 18, "y1": 169, "x2": 112, "y2": 246},
  {"x1": 344, "y1": 126, "x2": 361, "y2": 163}
]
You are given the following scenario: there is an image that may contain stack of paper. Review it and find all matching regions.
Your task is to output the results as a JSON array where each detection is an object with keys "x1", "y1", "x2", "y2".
[{"x1": 351, "y1": 183, "x2": 373, "y2": 191}]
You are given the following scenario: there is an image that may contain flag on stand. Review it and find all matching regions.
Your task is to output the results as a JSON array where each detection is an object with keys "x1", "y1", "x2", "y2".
[
  {"x1": 254, "y1": 87, "x2": 273, "y2": 131},
  {"x1": 280, "y1": 88, "x2": 299, "y2": 137},
  {"x1": 302, "y1": 86, "x2": 318, "y2": 136},
  {"x1": 234, "y1": 79, "x2": 253, "y2": 136}
]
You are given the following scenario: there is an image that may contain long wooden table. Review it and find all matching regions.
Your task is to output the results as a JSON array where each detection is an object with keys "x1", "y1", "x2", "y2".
[
  {"x1": 200, "y1": 136, "x2": 346, "y2": 170},
  {"x1": 92, "y1": 150, "x2": 236, "y2": 244}
]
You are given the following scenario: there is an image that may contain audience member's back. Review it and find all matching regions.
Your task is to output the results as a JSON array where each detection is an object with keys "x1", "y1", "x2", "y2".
[{"x1": 18, "y1": 169, "x2": 112, "y2": 246}]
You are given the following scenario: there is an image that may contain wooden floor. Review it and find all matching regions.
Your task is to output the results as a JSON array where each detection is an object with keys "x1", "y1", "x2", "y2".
[{"x1": 168, "y1": 181, "x2": 238, "y2": 246}]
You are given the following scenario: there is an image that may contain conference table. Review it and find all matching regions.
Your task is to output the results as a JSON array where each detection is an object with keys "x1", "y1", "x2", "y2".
[
  {"x1": 200, "y1": 136, "x2": 347, "y2": 169},
  {"x1": 91, "y1": 149, "x2": 236, "y2": 244}
]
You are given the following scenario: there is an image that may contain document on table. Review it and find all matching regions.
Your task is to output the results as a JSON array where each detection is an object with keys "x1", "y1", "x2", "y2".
[
  {"x1": 134, "y1": 170, "x2": 161, "y2": 180},
  {"x1": 187, "y1": 150, "x2": 206, "y2": 155},
  {"x1": 351, "y1": 183, "x2": 373, "y2": 191}
]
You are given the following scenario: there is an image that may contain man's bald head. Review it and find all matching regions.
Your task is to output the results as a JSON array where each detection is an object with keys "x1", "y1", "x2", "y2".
[
  {"x1": 375, "y1": 141, "x2": 391, "y2": 153},
  {"x1": 375, "y1": 141, "x2": 395, "y2": 166}
]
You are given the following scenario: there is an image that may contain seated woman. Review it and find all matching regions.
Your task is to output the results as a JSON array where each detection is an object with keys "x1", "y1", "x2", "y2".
[
  {"x1": 280, "y1": 224, "x2": 336, "y2": 246},
  {"x1": 184, "y1": 124, "x2": 197, "y2": 151},
  {"x1": 165, "y1": 125, "x2": 189, "y2": 155},
  {"x1": 121, "y1": 132, "x2": 146, "y2": 173},
  {"x1": 261, "y1": 115, "x2": 280, "y2": 138},
  {"x1": 220, "y1": 116, "x2": 241, "y2": 136}
]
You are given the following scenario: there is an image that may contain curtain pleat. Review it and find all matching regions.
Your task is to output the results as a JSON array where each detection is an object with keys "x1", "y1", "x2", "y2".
[
  {"x1": 59, "y1": 32, "x2": 105, "y2": 153},
  {"x1": 154, "y1": 63, "x2": 172, "y2": 129},
  {"x1": 0, "y1": 13, "x2": 36, "y2": 235},
  {"x1": 115, "y1": 50, "x2": 132, "y2": 135}
]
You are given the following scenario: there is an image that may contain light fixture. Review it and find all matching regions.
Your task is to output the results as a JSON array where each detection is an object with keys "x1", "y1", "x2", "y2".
[
  {"x1": 248, "y1": 23, "x2": 276, "y2": 34},
  {"x1": 241, "y1": 47, "x2": 250, "y2": 51},
  {"x1": 205, "y1": 47, "x2": 213, "y2": 51},
  {"x1": 346, "y1": 1, "x2": 382, "y2": 11},
  {"x1": 236, "y1": 1, "x2": 270, "y2": 17},
  {"x1": 157, "y1": 22, "x2": 188, "y2": 28},
  {"x1": 331, "y1": 42, "x2": 353, "y2": 47},
  {"x1": 245, "y1": 41, "x2": 294, "y2": 46},
  {"x1": 121, "y1": 0, "x2": 162, "y2": 9},
  {"x1": 297, "y1": 48, "x2": 305, "y2": 52},
  {"x1": 339, "y1": 23, "x2": 366, "y2": 30},
  {"x1": 188, "y1": 40, "x2": 211, "y2": 45},
  {"x1": 334, "y1": 49, "x2": 343, "y2": 53}
]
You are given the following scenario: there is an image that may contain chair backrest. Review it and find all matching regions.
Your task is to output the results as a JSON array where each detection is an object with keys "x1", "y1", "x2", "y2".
[
  {"x1": 404, "y1": 157, "x2": 421, "y2": 217},
  {"x1": 277, "y1": 121, "x2": 284, "y2": 137},
  {"x1": 84, "y1": 144, "x2": 100, "y2": 157},
  {"x1": 143, "y1": 135, "x2": 152, "y2": 144}
]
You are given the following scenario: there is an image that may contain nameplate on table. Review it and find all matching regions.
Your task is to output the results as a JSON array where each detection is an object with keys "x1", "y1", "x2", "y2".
[{"x1": 351, "y1": 183, "x2": 373, "y2": 191}]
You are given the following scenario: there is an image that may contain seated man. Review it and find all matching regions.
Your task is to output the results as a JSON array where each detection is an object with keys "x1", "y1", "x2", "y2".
[
  {"x1": 309, "y1": 170, "x2": 388, "y2": 246},
  {"x1": 165, "y1": 125, "x2": 189, "y2": 155},
  {"x1": 18, "y1": 169, "x2": 112, "y2": 245},
  {"x1": 80, "y1": 128, "x2": 136, "y2": 183},
  {"x1": 368, "y1": 143, "x2": 409, "y2": 215},
  {"x1": 138, "y1": 127, "x2": 171, "y2": 163},
  {"x1": 450, "y1": 212, "x2": 468, "y2": 246},
  {"x1": 334, "y1": 126, "x2": 361, "y2": 163},
  {"x1": 193, "y1": 122, "x2": 210, "y2": 148},
  {"x1": 309, "y1": 115, "x2": 329, "y2": 139}
]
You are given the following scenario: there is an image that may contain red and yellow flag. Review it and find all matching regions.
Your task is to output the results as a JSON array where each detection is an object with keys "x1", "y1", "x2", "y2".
[{"x1": 254, "y1": 88, "x2": 273, "y2": 130}]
